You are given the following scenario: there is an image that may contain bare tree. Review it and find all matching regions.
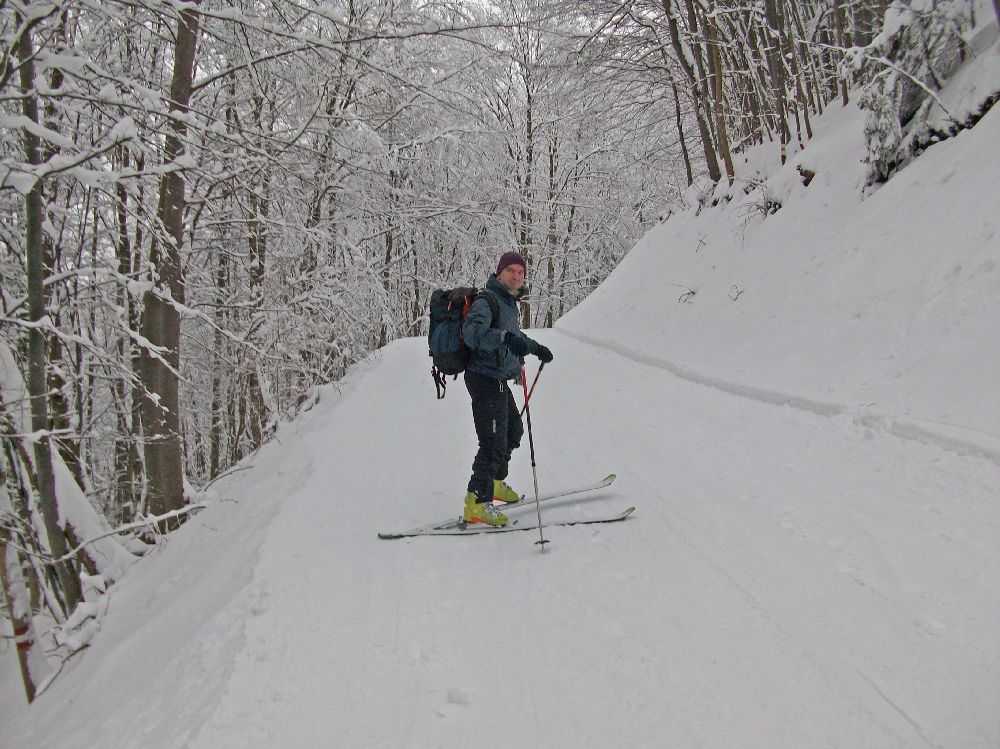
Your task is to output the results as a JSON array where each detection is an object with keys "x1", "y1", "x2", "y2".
[
  {"x1": 662, "y1": 0, "x2": 723, "y2": 181},
  {"x1": 705, "y1": 0, "x2": 735, "y2": 184},
  {"x1": 0, "y1": 443, "x2": 52, "y2": 704},
  {"x1": 14, "y1": 11, "x2": 82, "y2": 612},
  {"x1": 139, "y1": 3, "x2": 200, "y2": 524}
]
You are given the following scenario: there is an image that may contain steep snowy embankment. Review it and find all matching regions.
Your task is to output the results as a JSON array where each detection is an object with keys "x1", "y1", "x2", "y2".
[{"x1": 559, "y1": 96, "x2": 1000, "y2": 463}]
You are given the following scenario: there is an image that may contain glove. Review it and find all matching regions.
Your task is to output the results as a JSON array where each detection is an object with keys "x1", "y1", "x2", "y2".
[
  {"x1": 504, "y1": 331, "x2": 532, "y2": 357},
  {"x1": 535, "y1": 344, "x2": 553, "y2": 363}
]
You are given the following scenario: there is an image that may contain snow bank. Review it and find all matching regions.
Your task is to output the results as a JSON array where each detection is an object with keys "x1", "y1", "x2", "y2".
[{"x1": 558, "y1": 55, "x2": 1000, "y2": 462}]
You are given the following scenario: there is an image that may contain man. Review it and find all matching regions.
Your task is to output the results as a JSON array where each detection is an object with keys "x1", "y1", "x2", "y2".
[{"x1": 461, "y1": 251, "x2": 553, "y2": 527}]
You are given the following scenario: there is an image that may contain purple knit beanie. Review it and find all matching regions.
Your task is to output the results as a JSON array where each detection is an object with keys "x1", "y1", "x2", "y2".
[{"x1": 496, "y1": 251, "x2": 527, "y2": 275}]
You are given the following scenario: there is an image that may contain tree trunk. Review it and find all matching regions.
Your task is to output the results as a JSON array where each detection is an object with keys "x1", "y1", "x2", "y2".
[
  {"x1": 139, "y1": 4, "x2": 199, "y2": 525},
  {"x1": 662, "y1": 0, "x2": 722, "y2": 182},
  {"x1": 705, "y1": 4, "x2": 735, "y2": 185},
  {"x1": 778, "y1": 0, "x2": 812, "y2": 143},
  {"x1": 787, "y1": 2, "x2": 823, "y2": 117},
  {"x1": 209, "y1": 246, "x2": 228, "y2": 478},
  {"x1": 36, "y1": 11, "x2": 83, "y2": 492},
  {"x1": 833, "y1": 0, "x2": 851, "y2": 106},
  {"x1": 47, "y1": 263, "x2": 83, "y2": 491},
  {"x1": 113, "y1": 148, "x2": 142, "y2": 522},
  {"x1": 683, "y1": 0, "x2": 715, "y2": 133},
  {"x1": 1, "y1": 429, "x2": 53, "y2": 703},
  {"x1": 671, "y1": 78, "x2": 694, "y2": 185},
  {"x1": 0, "y1": 523, "x2": 51, "y2": 704},
  {"x1": 763, "y1": 0, "x2": 791, "y2": 162},
  {"x1": 545, "y1": 134, "x2": 559, "y2": 328},
  {"x1": 16, "y1": 16, "x2": 82, "y2": 613},
  {"x1": 112, "y1": 157, "x2": 130, "y2": 515},
  {"x1": 520, "y1": 72, "x2": 535, "y2": 328},
  {"x1": 411, "y1": 248, "x2": 422, "y2": 336},
  {"x1": 379, "y1": 208, "x2": 394, "y2": 349},
  {"x1": 246, "y1": 171, "x2": 268, "y2": 449}
]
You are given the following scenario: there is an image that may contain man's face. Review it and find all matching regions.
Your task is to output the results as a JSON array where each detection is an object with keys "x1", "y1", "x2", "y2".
[{"x1": 498, "y1": 263, "x2": 525, "y2": 293}]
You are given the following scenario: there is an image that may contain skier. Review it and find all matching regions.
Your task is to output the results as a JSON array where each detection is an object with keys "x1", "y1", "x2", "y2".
[{"x1": 461, "y1": 251, "x2": 553, "y2": 527}]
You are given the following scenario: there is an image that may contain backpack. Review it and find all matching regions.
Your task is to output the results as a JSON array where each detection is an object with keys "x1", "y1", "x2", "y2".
[{"x1": 428, "y1": 287, "x2": 499, "y2": 399}]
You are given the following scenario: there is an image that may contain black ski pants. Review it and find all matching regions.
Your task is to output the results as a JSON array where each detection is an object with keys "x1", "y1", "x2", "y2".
[{"x1": 465, "y1": 370, "x2": 524, "y2": 503}]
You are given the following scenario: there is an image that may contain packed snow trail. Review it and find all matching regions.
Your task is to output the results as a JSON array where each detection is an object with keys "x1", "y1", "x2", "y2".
[
  {"x1": 197, "y1": 333, "x2": 999, "y2": 748},
  {"x1": 10, "y1": 330, "x2": 996, "y2": 749}
]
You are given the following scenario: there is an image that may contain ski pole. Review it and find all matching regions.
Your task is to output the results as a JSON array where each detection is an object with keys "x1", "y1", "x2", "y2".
[
  {"x1": 520, "y1": 362, "x2": 548, "y2": 549},
  {"x1": 519, "y1": 362, "x2": 544, "y2": 416}
]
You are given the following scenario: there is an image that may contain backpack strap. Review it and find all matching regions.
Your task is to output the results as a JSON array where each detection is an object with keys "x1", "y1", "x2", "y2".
[
  {"x1": 431, "y1": 365, "x2": 448, "y2": 399},
  {"x1": 474, "y1": 290, "x2": 503, "y2": 371},
  {"x1": 474, "y1": 290, "x2": 500, "y2": 328}
]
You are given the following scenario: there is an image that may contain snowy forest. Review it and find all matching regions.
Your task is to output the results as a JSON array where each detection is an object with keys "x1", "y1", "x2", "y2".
[{"x1": 2, "y1": 0, "x2": 998, "y2": 707}]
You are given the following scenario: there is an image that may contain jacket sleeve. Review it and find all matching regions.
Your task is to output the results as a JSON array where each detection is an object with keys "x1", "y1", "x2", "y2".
[{"x1": 462, "y1": 297, "x2": 504, "y2": 352}]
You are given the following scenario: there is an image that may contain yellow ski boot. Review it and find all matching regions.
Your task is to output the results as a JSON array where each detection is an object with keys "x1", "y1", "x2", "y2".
[
  {"x1": 493, "y1": 479, "x2": 522, "y2": 504},
  {"x1": 463, "y1": 492, "x2": 508, "y2": 527}
]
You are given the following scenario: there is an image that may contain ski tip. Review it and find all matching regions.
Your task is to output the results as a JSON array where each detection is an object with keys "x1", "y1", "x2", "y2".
[{"x1": 602, "y1": 473, "x2": 617, "y2": 484}]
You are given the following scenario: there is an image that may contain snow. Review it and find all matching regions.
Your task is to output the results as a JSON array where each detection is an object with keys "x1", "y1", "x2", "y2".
[
  {"x1": 561, "y1": 97, "x2": 1000, "y2": 462},
  {"x1": 0, "y1": 343, "x2": 136, "y2": 582},
  {"x1": 4, "y1": 39, "x2": 1000, "y2": 749}
]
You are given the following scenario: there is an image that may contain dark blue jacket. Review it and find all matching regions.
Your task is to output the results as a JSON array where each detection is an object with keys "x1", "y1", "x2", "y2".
[{"x1": 463, "y1": 275, "x2": 533, "y2": 381}]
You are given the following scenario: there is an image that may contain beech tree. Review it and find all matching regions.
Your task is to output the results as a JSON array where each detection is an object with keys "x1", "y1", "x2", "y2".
[
  {"x1": 14, "y1": 6, "x2": 82, "y2": 611},
  {"x1": 140, "y1": 3, "x2": 200, "y2": 523}
]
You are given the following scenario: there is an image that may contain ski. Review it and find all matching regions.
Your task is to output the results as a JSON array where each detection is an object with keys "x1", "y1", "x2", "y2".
[
  {"x1": 378, "y1": 473, "x2": 617, "y2": 540},
  {"x1": 499, "y1": 472, "x2": 616, "y2": 509},
  {"x1": 378, "y1": 506, "x2": 635, "y2": 539}
]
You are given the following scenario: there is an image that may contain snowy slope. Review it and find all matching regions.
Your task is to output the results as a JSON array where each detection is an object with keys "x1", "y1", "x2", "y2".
[
  {"x1": 5, "y1": 33, "x2": 1000, "y2": 749},
  {"x1": 559, "y1": 96, "x2": 1000, "y2": 462}
]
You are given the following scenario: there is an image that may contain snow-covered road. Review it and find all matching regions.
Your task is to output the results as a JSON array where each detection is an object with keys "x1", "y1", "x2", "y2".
[
  {"x1": 6, "y1": 332, "x2": 999, "y2": 748},
  {"x1": 127, "y1": 333, "x2": 999, "y2": 749}
]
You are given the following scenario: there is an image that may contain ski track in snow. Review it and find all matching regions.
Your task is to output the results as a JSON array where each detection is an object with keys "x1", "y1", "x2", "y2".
[
  {"x1": 535, "y1": 335, "x2": 997, "y2": 749},
  {"x1": 557, "y1": 327, "x2": 1000, "y2": 468}
]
